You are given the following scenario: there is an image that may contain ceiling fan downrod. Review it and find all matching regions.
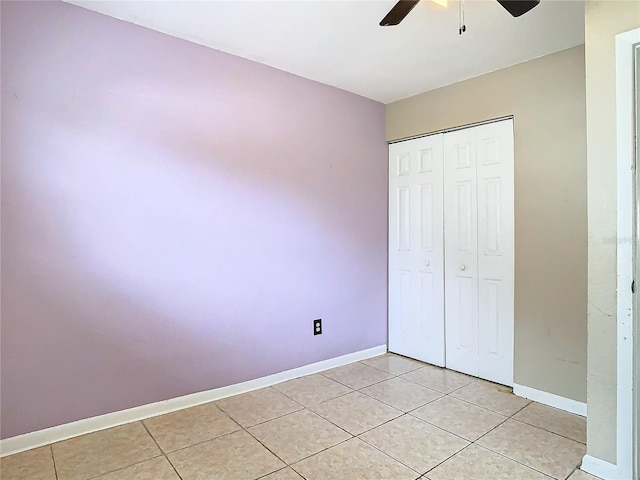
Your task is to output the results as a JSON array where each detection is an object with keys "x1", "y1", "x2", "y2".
[{"x1": 458, "y1": 0, "x2": 466, "y2": 35}]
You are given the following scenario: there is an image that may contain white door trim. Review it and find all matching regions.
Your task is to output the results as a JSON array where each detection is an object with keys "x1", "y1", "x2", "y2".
[
  {"x1": 587, "y1": 26, "x2": 640, "y2": 480},
  {"x1": 615, "y1": 27, "x2": 639, "y2": 480}
]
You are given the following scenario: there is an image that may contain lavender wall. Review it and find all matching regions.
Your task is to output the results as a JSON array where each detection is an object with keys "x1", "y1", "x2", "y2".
[{"x1": 0, "y1": 1, "x2": 388, "y2": 439}]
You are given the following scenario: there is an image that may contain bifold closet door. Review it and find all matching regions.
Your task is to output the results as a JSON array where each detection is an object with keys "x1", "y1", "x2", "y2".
[
  {"x1": 388, "y1": 134, "x2": 445, "y2": 366},
  {"x1": 443, "y1": 129, "x2": 479, "y2": 377},
  {"x1": 444, "y1": 119, "x2": 514, "y2": 386}
]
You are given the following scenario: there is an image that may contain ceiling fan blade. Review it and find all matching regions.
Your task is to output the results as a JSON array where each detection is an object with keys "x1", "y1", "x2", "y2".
[
  {"x1": 380, "y1": 0, "x2": 421, "y2": 26},
  {"x1": 496, "y1": 0, "x2": 540, "y2": 17}
]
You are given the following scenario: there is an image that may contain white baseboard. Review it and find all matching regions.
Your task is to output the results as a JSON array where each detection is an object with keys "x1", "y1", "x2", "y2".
[
  {"x1": 581, "y1": 454, "x2": 620, "y2": 479},
  {"x1": 0, "y1": 344, "x2": 387, "y2": 457},
  {"x1": 513, "y1": 383, "x2": 587, "y2": 417}
]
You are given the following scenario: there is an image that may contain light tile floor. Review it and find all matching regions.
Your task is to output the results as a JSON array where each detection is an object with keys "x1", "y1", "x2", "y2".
[{"x1": 1, "y1": 353, "x2": 600, "y2": 480}]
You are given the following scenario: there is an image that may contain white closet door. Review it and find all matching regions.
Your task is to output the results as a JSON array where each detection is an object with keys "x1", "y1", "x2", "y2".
[
  {"x1": 388, "y1": 134, "x2": 445, "y2": 366},
  {"x1": 476, "y1": 120, "x2": 514, "y2": 386},
  {"x1": 444, "y1": 130, "x2": 480, "y2": 377},
  {"x1": 444, "y1": 119, "x2": 514, "y2": 386}
]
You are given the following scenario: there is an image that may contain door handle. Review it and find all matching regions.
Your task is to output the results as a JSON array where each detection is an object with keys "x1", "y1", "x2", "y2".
[
  {"x1": 425, "y1": 260, "x2": 430, "y2": 267},
  {"x1": 460, "y1": 264, "x2": 466, "y2": 271}
]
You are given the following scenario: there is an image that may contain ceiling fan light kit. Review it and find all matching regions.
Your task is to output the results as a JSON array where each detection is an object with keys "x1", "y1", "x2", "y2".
[{"x1": 379, "y1": 0, "x2": 541, "y2": 28}]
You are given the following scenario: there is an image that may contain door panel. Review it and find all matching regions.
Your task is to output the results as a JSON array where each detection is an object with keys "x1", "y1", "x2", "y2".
[
  {"x1": 388, "y1": 134, "x2": 445, "y2": 366},
  {"x1": 481, "y1": 178, "x2": 501, "y2": 255},
  {"x1": 476, "y1": 121, "x2": 514, "y2": 386},
  {"x1": 444, "y1": 130, "x2": 479, "y2": 377},
  {"x1": 420, "y1": 184, "x2": 434, "y2": 250},
  {"x1": 397, "y1": 186, "x2": 411, "y2": 251}
]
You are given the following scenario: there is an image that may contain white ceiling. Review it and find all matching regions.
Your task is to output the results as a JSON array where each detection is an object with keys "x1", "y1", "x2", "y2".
[{"x1": 66, "y1": 0, "x2": 585, "y2": 104}]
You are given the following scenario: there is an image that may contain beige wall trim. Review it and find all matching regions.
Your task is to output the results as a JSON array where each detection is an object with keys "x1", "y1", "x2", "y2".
[
  {"x1": 513, "y1": 383, "x2": 587, "y2": 417},
  {"x1": 387, "y1": 115, "x2": 514, "y2": 144}
]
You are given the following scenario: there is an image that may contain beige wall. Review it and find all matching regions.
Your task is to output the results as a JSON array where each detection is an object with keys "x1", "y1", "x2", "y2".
[
  {"x1": 585, "y1": 0, "x2": 640, "y2": 464},
  {"x1": 387, "y1": 46, "x2": 588, "y2": 402}
]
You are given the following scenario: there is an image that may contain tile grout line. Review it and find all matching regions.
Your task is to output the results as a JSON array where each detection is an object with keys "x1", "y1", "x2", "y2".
[
  {"x1": 3, "y1": 359, "x2": 437, "y2": 456},
  {"x1": 140, "y1": 405, "x2": 308, "y2": 480},
  {"x1": 421, "y1": 442, "x2": 557, "y2": 480},
  {"x1": 241, "y1": 426, "x2": 290, "y2": 469},
  {"x1": 470, "y1": 413, "x2": 512, "y2": 444},
  {"x1": 297, "y1": 407, "x2": 356, "y2": 439},
  {"x1": 254, "y1": 466, "x2": 289, "y2": 480},
  {"x1": 443, "y1": 388, "x2": 525, "y2": 416},
  {"x1": 315, "y1": 360, "x2": 476, "y2": 416},
  {"x1": 223, "y1": 366, "x2": 429, "y2": 476},
  {"x1": 8, "y1": 354, "x2": 586, "y2": 480},
  {"x1": 156, "y1": 427, "x2": 241, "y2": 456},
  {"x1": 301, "y1": 388, "x2": 409, "y2": 438},
  {"x1": 348, "y1": 432, "x2": 424, "y2": 477},
  {"x1": 274, "y1": 367, "x2": 414, "y2": 438},
  {"x1": 139, "y1": 421, "x2": 184, "y2": 480},
  {"x1": 496, "y1": 399, "x2": 587, "y2": 445},
  {"x1": 419, "y1": 442, "x2": 476, "y2": 478},
  {"x1": 472, "y1": 441, "x2": 571, "y2": 480},
  {"x1": 289, "y1": 461, "x2": 317, "y2": 480},
  {"x1": 401, "y1": 410, "x2": 478, "y2": 445},
  {"x1": 285, "y1": 436, "x2": 354, "y2": 470},
  {"x1": 215, "y1": 392, "x2": 348, "y2": 471},
  {"x1": 271, "y1": 383, "x2": 356, "y2": 412},
  {"x1": 402, "y1": 411, "x2": 491, "y2": 444},
  {"x1": 470, "y1": 431, "x2": 574, "y2": 479},
  {"x1": 47, "y1": 421, "x2": 169, "y2": 480},
  {"x1": 565, "y1": 466, "x2": 579, "y2": 480},
  {"x1": 463, "y1": 394, "x2": 586, "y2": 478},
  {"x1": 75, "y1": 454, "x2": 166, "y2": 480},
  {"x1": 262, "y1": 359, "x2": 579, "y2": 478},
  {"x1": 151, "y1": 384, "x2": 502, "y2": 473},
  {"x1": 317, "y1": 372, "x2": 396, "y2": 391},
  {"x1": 48, "y1": 444, "x2": 59, "y2": 480},
  {"x1": 469, "y1": 399, "x2": 527, "y2": 448},
  {"x1": 137, "y1": 404, "x2": 246, "y2": 460},
  {"x1": 395, "y1": 373, "x2": 476, "y2": 394},
  {"x1": 349, "y1": 407, "x2": 475, "y2": 475},
  {"x1": 417, "y1": 377, "x2": 584, "y2": 479},
  {"x1": 507, "y1": 416, "x2": 587, "y2": 445},
  {"x1": 254, "y1": 465, "x2": 308, "y2": 480},
  {"x1": 355, "y1": 387, "x2": 444, "y2": 415},
  {"x1": 357, "y1": 358, "x2": 426, "y2": 376},
  {"x1": 215, "y1": 386, "x2": 305, "y2": 428},
  {"x1": 210, "y1": 367, "x2": 573, "y2": 480}
]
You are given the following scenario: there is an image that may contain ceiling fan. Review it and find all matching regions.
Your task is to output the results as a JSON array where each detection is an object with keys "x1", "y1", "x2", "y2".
[{"x1": 379, "y1": 0, "x2": 541, "y2": 26}]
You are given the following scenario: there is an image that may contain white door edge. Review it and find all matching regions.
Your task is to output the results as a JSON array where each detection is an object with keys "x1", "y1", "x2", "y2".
[{"x1": 614, "y1": 26, "x2": 640, "y2": 480}]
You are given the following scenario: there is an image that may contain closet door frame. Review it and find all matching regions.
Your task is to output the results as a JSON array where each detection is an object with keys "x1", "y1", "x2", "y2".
[{"x1": 388, "y1": 117, "x2": 514, "y2": 387}]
